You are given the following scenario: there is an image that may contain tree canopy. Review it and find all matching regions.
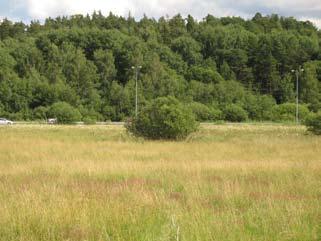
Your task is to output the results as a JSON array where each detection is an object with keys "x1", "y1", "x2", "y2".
[{"x1": 0, "y1": 13, "x2": 320, "y2": 122}]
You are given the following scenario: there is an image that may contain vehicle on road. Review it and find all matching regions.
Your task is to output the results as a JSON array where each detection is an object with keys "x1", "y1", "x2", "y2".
[
  {"x1": 0, "y1": 118, "x2": 13, "y2": 125},
  {"x1": 47, "y1": 118, "x2": 57, "y2": 124}
]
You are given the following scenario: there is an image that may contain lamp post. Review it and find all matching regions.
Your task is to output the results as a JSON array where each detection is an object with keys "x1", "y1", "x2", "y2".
[
  {"x1": 131, "y1": 66, "x2": 142, "y2": 117},
  {"x1": 291, "y1": 67, "x2": 304, "y2": 124}
]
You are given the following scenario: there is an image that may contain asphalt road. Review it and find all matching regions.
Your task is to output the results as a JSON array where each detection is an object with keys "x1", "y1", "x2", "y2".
[{"x1": 11, "y1": 121, "x2": 126, "y2": 125}]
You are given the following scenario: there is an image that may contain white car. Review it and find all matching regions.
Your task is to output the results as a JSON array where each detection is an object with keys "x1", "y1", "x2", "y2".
[
  {"x1": 47, "y1": 118, "x2": 57, "y2": 124},
  {"x1": 0, "y1": 118, "x2": 13, "y2": 125}
]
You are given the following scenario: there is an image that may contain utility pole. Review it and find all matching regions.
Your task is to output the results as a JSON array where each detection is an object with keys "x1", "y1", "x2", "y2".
[
  {"x1": 131, "y1": 66, "x2": 142, "y2": 117},
  {"x1": 291, "y1": 66, "x2": 304, "y2": 124}
]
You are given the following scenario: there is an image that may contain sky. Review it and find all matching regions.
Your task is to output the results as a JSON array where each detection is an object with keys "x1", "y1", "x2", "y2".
[{"x1": 1, "y1": 0, "x2": 321, "y2": 29}]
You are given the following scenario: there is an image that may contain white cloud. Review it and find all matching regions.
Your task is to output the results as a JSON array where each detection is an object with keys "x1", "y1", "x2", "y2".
[
  {"x1": 302, "y1": 17, "x2": 321, "y2": 28},
  {"x1": 214, "y1": 0, "x2": 321, "y2": 28},
  {"x1": 5, "y1": 0, "x2": 321, "y2": 28},
  {"x1": 68, "y1": 0, "x2": 135, "y2": 16},
  {"x1": 25, "y1": 0, "x2": 218, "y2": 20},
  {"x1": 27, "y1": 0, "x2": 69, "y2": 19}
]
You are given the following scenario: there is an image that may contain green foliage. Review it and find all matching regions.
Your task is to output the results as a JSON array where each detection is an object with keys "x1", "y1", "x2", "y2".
[
  {"x1": 275, "y1": 74, "x2": 295, "y2": 103},
  {"x1": 126, "y1": 96, "x2": 198, "y2": 140},
  {"x1": 78, "y1": 106, "x2": 102, "y2": 123},
  {"x1": 0, "y1": 103, "x2": 5, "y2": 116},
  {"x1": 48, "y1": 102, "x2": 82, "y2": 124},
  {"x1": 101, "y1": 105, "x2": 116, "y2": 121},
  {"x1": 82, "y1": 116, "x2": 97, "y2": 125},
  {"x1": 271, "y1": 103, "x2": 310, "y2": 122},
  {"x1": 188, "y1": 102, "x2": 222, "y2": 121},
  {"x1": 209, "y1": 106, "x2": 224, "y2": 121},
  {"x1": 33, "y1": 106, "x2": 49, "y2": 120},
  {"x1": 223, "y1": 104, "x2": 248, "y2": 122},
  {"x1": 301, "y1": 61, "x2": 321, "y2": 112},
  {"x1": 253, "y1": 35, "x2": 280, "y2": 94},
  {"x1": 213, "y1": 80, "x2": 246, "y2": 106},
  {"x1": 187, "y1": 65, "x2": 224, "y2": 83},
  {"x1": 219, "y1": 61, "x2": 235, "y2": 80},
  {"x1": 0, "y1": 13, "x2": 320, "y2": 123},
  {"x1": 243, "y1": 94, "x2": 276, "y2": 121},
  {"x1": 305, "y1": 112, "x2": 321, "y2": 135},
  {"x1": 171, "y1": 36, "x2": 202, "y2": 65}
]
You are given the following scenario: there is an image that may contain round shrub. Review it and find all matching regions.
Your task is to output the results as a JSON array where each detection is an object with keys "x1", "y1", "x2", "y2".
[
  {"x1": 223, "y1": 104, "x2": 248, "y2": 122},
  {"x1": 271, "y1": 103, "x2": 310, "y2": 122},
  {"x1": 305, "y1": 112, "x2": 321, "y2": 135},
  {"x1": 126, "y1": 96, "x2": 199, "y2": 140},
  {"x1": 48, "y1": 102, "x2": 81, "y2": 124}
]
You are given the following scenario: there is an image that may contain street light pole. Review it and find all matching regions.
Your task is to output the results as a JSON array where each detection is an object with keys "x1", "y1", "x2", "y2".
[
  {"x1": 131, "y1": 66, "x2": 142, "y2": 117},
  {"x1": 295, "y1": 71, "x2": 299, "y2": 124},
  {"x1": 291, "y1": 66, "x2": 304, "y2": 124}
]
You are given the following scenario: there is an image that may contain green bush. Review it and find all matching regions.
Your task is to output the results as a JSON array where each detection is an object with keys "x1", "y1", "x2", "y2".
[
  {"x1": 209, "y1": 106, "x2": 223, "y2": 121},
  {"x1": 188, "y1": 102, "x2": 222, "y2": 121},
  {"x1": 33, "y1": 106, "x2": 49, "y2": 120},
  {"x1": 78, "y1": 106, "x2": 102, "y2": 122},
  {"x1": 187, "y1": 66, "x2": 224, "y2": 83},
  {"x1": 48, "y1": 102, "x2": 81, "y2": 124},
  {"x1": 0, "y1": 105, "x2": 7, "y2": 118},
  {"x1": 223, "y1": 104, "x2": 248, "y2": 122},
  {"x1": 7, "y1": 110, "x2": 32, "y2": 121},
  {"x1": 102, "y1": 105, "x2": 116, "y2": 121},
  {"x1": 126, "y1": 96, "x2": 199, "y2": 140},
  {"x1": 271, "y1": 103, "x2": 310, "y2": 122},
  {"x1": 243, "y1": 94, "x2": 276, "y2": 121},
  {"x1": 305, "y1": 112, "x2": 321, "y2": 135},
  {"x1": 82, "y1": 116, "x2": 96, "y2": 125}
]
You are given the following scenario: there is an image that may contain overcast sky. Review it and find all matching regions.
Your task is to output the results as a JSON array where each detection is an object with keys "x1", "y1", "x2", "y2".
[{"x1": 1, "y1": 0, "x2": 321, "y2": 28}]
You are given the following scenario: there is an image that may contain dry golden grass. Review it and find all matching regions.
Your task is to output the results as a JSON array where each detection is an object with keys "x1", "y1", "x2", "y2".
[{"x1": 0, "y1": 124, "x2": 320, "y2": 241}]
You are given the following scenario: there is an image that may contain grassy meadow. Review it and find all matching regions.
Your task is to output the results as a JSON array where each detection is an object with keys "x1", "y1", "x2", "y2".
[{"x1": 0, "y1": 124, "x2": 320, "y2": 241}]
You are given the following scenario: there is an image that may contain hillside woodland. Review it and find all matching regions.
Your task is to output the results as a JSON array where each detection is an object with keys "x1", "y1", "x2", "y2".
[{"x1": 0, "y1": 12, "x2": 320, "y2": 122}]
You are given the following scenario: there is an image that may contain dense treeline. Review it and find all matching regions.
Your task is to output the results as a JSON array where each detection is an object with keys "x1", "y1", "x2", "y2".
[{"x1": 0, "y1": 12, "x2": 320, "y2": 122}]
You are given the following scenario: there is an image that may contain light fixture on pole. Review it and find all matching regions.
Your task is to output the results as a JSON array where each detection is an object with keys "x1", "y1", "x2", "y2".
[
  {"x1": 131, "y1": 65, "x2": 142, "y2": 117},
  {"x1": 291, "y1": 66, "x2": 304, "y2": 124}
]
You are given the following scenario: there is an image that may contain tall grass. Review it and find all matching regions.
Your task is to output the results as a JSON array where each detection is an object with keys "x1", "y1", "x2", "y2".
[{"x1": 0, "y1": 124, "x2": 320, "y2": 241}]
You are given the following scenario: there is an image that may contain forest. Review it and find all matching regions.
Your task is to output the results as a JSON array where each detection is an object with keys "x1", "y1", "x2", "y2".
[{"x1": 0, "y1": 12, "x2": 320, "y2": 122}]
